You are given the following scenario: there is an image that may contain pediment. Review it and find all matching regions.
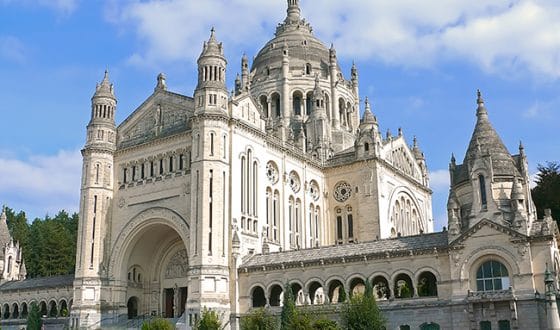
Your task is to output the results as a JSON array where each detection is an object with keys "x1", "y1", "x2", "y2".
[
  {"x1": 117, "y1": 90, "x2": 194, "y2": 149},
  {"x1": 231, "y1": 94, "x2": 264, "y2": 130},
  {"x1": 449, "y1": 218, "x2": 528, "y2": 247},
  {"x1": 380, "y1": 136, "x2": 424, "y2": 181}
]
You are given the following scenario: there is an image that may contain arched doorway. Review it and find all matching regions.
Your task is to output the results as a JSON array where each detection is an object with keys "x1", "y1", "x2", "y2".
[
  {"x1": 114, "y1": 213, "x2": 190, "y2": 319},
  {"x1": 127, "y1": 297, "x2": 138, "y2": 319}
]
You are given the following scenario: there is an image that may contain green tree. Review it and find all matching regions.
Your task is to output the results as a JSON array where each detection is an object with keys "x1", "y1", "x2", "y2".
[
  {"x1": 313, "y1": 319, "x2": 341, "y2": 330},
  {"x1": 196, "y1": 308, "x2": 222, "y2": 330},
  {"x1": 342, "y1": 281, "x2": 385, "y2": 330},
  {"x1": 532, "y1": 161, "x2": 560, "y2": 222},
  {"x1": 241, "y1": 308, "x2": 277, "y2": 330},
  {"x1": 280, "y1": 282, "x2": 296, "y2": 330},
  {"x1": 26, "y1": 302, "x2": 42, "y2": 330},
  {"x1": 289, "y1": 311, "x2": 313, "y2": 330},
  {"x1": 141, "y1": 318, "x2": 174, "y2": 330}
]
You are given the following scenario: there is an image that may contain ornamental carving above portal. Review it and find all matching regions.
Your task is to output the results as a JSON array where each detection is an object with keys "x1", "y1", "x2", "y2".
[
  {"x1": 165, "y1": 249, "x2": 188, "y2": 279},
  {"x1": 333, "y1": 181, "x2": 352, "y2": 202}
]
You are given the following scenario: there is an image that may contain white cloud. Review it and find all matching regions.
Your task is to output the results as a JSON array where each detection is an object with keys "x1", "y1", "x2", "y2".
[
  {"x1": 0, "y1": 36, "x2": 26, "y2": 63},
  {"x1": 0, "y1": 150, "x2": 82, "y2": 217},
  {"x1": 107, "y1": 0, "x2": 560, "y2": 79},
  {"x1": 429, "y1": 169, "x2": 450, "y2": 192},
  {"x1": 1, "y1": 0, "x2": 78, "y2": 14}
]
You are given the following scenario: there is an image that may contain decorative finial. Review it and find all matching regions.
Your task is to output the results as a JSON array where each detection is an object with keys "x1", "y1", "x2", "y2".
[
  {"x1": 476, "y1": 89, "x2": 488, "y2": 117},
  {"x1": 208, "y1": 27, "x2": 217, "y2": 43},
  {"x1": 451, "y1": 153, "x2": 456, "y2": 163},
  {"x1": 398, "y1": 127, "x2": 403, "y2": 137},
  {"x1": 477, "y1": 89, "x2": 483, "y2": 105},
  {"x1": 413, "y1": 136, "x2": 418, "y2": 148},
  {"x1": 156, "y1": 73, "x2": 167, "y2": 91}
]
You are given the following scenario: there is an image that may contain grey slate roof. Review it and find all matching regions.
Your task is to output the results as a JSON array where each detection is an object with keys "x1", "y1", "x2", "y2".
[
  {"x1": 240, "y1": 231, "x2": 448, "y2": 269},
  {"x1": 0, "y1": 274, "x2": 74, "y2": 292}
]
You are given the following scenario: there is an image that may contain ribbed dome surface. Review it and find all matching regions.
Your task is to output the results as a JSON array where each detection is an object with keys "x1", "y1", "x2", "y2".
[
  {"x1": 250, "y1": 1, "x2": 336, "y2": 81},
  {"x1": 251, "y1": 29, "x2": 331, "y2": 73}
]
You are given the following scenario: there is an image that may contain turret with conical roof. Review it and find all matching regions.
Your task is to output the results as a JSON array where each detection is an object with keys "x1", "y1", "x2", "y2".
[
  {"x1": 195, "y1": 28, "x2": 228, "y2": 114},
  {"x1": 446, "y1": 90, "x2": 535, "y2": 238}
]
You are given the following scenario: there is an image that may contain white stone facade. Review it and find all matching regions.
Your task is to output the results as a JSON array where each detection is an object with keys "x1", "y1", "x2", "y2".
[{"x1": 1, "y1": 1, "x2": 559, "y2": 330}]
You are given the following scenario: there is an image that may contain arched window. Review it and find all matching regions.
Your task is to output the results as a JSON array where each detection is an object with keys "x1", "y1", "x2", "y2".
[
  {"x1": 295, "y1": 199, "x2": 301, "y2": 248},
  {"x1": 273, "y1": 190, "x2": 280, "y2": 242},
  {"x1": 7, "y1": 256, "x2": 12, "y2": 273},
  {"x1": 394, "y1": 273, "x2": 413, "y2": 298},
  {"x1": 241, "y1": 156, "x2": 245, "y2": 213},
  {"x1": 288, "y1": 197, "x2": 294, "y2": 246},
  {"x1": 306, "y1": 91, "x2": 313, "y2": 115},
  {"x1": 293, "y1": 91, "x2": 303, "y2": 116},
  {"x1": 265, "y1": 188, "x2": 272, "y2": 240},
  {"x1": 476, "y1": 260, "x2": 510, "y2": 291},
  {"x1": 417, "y1": 271, "x2": 438, "y2": 297},
  {"x1": 420, "y1": 323, "x2": 440, "y2": 330},
  {"x1": 479, "y1": 174, "x2": 487, "y2": 208},
  {"x1": 347, "y1": 206, "x2": 354, "y2": 242},
  {"x1": 305, "y1": 63, "x2": 312, "y2": 75},
  {"x1": 269, "y1": 285, "x2": 283, "y2": 307},
  {"x1": 251, "y1": 286, "x2": 266, "y2": 307},
  {"x1": 253, "y1": 161, "x2": 258, "y2": 217},
  {"x1": 260, "y1": 95, "x2": 269, "y2": 118}
]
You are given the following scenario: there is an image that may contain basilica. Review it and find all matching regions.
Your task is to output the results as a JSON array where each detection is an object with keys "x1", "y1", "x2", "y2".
[{"x1": 1, "y1": 1, "x2": 559, "y2": 329}]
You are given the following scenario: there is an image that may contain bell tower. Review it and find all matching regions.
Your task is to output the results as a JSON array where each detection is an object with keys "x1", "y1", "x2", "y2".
[
  {"x1": 188, "y1": 28, "x2": 232, "y2": 326},
  {"x1": 72, "y1": 70, "x2": 117, "y2": 328},
  {"x1": 194, "y1": 28, "x2": 228, "y2": 115}
]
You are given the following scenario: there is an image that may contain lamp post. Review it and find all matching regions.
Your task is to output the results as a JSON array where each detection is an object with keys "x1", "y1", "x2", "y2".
[{"x1": 545, "y1": 263, "x2": 560, "y2": 330}]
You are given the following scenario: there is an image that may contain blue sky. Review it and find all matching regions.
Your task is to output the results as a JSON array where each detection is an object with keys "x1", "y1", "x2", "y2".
[{"x1": 0, "y1": 0, "x2": 558, "y2": 229}]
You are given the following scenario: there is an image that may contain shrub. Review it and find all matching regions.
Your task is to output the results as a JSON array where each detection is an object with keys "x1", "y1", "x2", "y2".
[
  {"x1": 313, "y1": 318, "x2": 341, "y2": 330},
  {"x1": 141, "y1": 318, "x2": 174, "y2": 330},
  {"x1": 196, "y1": 308, "x2": 222, "y2": 330},
  {"x1": 241, "y1": 308, "x2": 277, "y2": 330},
  {"x1": 342, "y1": 281, "x2": 386, "y2": 330}
]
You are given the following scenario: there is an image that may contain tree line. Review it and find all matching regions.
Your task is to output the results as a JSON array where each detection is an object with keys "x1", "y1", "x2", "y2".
[{"x1": 4, "y1": 208, "x2": 78, "y2": 278}]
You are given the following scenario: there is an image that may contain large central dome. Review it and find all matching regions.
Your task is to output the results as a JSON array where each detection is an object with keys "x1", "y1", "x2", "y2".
[{"x1": 251, "y1": 0, "x2": 334, "y2": 79}]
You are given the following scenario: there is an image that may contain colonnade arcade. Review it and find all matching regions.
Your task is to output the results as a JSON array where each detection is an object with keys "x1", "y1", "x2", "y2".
[
  {"x1": 0, "y1": 299, "x2": 72, "y2": 319},
  {"x1": 249, "y1": 269, "x2": 439, "y2": 308}
]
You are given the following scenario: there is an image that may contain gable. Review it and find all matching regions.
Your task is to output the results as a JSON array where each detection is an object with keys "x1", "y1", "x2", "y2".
[
  {"x1": 118, "y1": 90, "x2": 194, "y2": 149},
  {"x1": 449, "y1": 218, "x2": 528, "y2": 247},
  {"x1": 231, "y1": 95, "x2": 264, "y2": 130},
  {"x1": 380, "y1": 136, "x2": 423, "y2": 182}
]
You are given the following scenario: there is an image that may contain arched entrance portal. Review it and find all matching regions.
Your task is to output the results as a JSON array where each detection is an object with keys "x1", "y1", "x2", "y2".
[
  {"x1": 127, "y1": 297, "x2": 138, "y2": 319},
  {"x1": 115, "y1": 213, "x2": 190, "y2": 320}
]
